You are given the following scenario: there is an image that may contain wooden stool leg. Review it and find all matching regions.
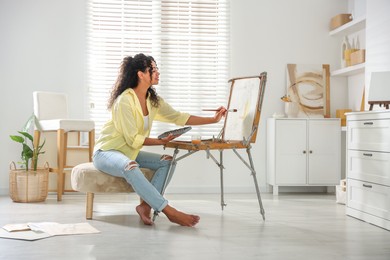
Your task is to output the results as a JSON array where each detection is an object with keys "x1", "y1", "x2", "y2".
[{"x1": 86, "y1": 192, "x2": 94, "y2": 219}]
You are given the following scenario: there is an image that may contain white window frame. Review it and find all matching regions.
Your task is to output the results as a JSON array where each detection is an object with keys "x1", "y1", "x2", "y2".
[{"x1": 87, "y1": 0, "x2": 230, "y2": 139}]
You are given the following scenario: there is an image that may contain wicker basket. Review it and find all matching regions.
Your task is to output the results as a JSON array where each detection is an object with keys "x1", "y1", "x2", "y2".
[{"x1": 9, "y1": 162, "x2": 49, "y2": 203}]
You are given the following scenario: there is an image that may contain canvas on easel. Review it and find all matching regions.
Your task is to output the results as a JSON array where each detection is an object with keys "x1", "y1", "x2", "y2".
[
  {"x1": 222, "y1": 72, "x2": 267, "y2": 143},
  {"x1": 368, "y1": 71, "x2": 390, "y2": 110}
]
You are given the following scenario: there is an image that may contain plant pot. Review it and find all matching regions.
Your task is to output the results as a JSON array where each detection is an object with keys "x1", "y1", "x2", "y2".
[{"x1": 9, "y1": 162, "x2": 49, "y2": 203}]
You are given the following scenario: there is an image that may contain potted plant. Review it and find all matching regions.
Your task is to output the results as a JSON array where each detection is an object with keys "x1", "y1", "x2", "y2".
[{"x1": 9, "y1": 114, "x2": 49, "y2": 202}]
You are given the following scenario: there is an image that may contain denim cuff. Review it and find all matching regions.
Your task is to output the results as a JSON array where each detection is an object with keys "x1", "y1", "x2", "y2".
[{"x1": 156, "y1": 199, "x2": 169, "y2": 213}]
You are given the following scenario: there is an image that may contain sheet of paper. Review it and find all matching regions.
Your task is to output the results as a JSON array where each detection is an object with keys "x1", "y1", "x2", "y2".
[
  {"x1": 1, "y1": 222, "x2": 100, "y2": 241},
  {"x1": 2, "y1": 223, "x2": 30, "y2": 232},
  {"x1": 0, "y1": 228, "x2": 52, "y2": 241},
  {"x1": 28, "y1": 222, "x2": 100, "y2": 236}
]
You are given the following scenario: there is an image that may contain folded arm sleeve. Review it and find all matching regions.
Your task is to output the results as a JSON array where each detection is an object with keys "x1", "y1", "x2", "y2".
[{"x1": 155, "y1": 98, "x2": 190, "y2": 126}]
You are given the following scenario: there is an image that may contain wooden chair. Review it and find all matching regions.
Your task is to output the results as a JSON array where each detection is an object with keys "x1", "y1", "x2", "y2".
[{"x1": 33, "y1": 91, "x2": 95, "y2": 201}]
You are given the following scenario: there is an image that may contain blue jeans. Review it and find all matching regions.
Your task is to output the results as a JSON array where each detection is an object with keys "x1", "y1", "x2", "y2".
[{"x1": 93, "y1": 150, "x2": 174, "y2": 212}]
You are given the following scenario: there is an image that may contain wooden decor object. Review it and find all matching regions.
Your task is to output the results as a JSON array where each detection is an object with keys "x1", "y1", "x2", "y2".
[
  {"x1": 360, "y1": 88, "x2": 365, "y2": 111},
  {"x1": 336, "y1": 109, "x2": 352, "y2": 126}
]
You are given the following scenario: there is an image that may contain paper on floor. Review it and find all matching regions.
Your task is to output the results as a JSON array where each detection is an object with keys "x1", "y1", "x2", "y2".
[
  {"x1": 28, "y1": 222, "x2": 100, "y2": 236},
  {"x1": 0, "y1": 228, "x2": 51, "y2": 241},
  {"x1": 1, "y1": 222, "x2": 100, "y2": 241},
  {"x1": 2, "y1": 223, "x2": 30, "y2": 232}
]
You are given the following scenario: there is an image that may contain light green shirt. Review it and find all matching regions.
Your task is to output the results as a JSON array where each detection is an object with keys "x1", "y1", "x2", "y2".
[{"x1": 94, "y1": 88, "x2": 190, "y2": 160}]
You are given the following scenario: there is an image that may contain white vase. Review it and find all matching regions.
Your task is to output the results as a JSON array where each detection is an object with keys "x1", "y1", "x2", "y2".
[{"x1": 285, "y1": 102, "x2": 299, "y2": 118}]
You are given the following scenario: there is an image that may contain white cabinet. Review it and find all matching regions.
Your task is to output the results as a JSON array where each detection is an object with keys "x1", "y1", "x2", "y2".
[
  {"x1": 346, "y1": 110, "x2": 390, "y2": 230},
  {"x1": 267, "y1": 118, "x2": 341, "y2": 195}
]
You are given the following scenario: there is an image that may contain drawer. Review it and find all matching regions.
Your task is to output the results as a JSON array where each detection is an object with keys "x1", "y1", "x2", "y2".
[
  {"x1": 347, "y1": 178, "x2": 390, "y2": 221},
  {"x1": 347, "y1": 119, "x2": 390, "y2": 152},
  {"x1": 348, "y1": 150, "x2": 390, "y2": 186}
]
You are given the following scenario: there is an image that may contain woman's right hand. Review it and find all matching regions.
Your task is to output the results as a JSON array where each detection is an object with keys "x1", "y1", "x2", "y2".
[{"x1": 213, "y1": 106, "x2": 227, "y2": 123}]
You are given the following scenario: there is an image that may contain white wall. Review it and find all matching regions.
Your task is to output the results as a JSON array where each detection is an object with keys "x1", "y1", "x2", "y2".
[
  {"x1": 0, "y1": 0, "x2": 348, "y2": 195},
  {"x1": 365, "y1": 0, "x2": 390, "y2": 97},
  {"x1": 0, "y1": 0, "x2": 87, "y2": 194},
  {"x1": 222, "y1": 0, "x2": 348, "y2": 193}
]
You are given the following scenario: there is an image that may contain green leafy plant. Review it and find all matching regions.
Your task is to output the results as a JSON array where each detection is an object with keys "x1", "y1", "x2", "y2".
[{"x1": 9, "y1": 114, "x2": 45, "y2": 171}]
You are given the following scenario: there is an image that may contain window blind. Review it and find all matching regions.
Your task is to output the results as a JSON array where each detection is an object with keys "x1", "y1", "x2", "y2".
[{"x1": 87, "y1": 0, "x2": 230, "y2": 139}]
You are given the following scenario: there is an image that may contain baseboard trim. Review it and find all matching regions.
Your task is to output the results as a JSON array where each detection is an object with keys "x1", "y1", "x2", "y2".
[
  {"x1": 165, "y1": 186, "x2": 265, "y2": 194},
  {"x1": 0, "y1": 187, "x2": 8, "y2": 196}
]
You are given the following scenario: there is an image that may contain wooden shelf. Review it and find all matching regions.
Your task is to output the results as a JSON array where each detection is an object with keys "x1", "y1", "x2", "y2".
[
  {"x1": 329, "y1": 16, "x2": 366, "y2": 37},
  {"x1": 331, "y1": 63, "x2": 365, "y2": 77}
]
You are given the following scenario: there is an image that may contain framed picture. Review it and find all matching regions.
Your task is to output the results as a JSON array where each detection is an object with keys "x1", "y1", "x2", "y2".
[{"x1": 285, "y1": 64, "x2": 330, "y2": 118}]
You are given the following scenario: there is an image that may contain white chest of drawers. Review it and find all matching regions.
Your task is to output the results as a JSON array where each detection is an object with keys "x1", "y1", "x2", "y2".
[{"x1": 346, "y1": 110, "x2": 390, "y2": 230}]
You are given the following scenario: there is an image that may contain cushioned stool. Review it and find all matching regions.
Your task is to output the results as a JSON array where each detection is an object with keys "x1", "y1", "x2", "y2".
[{"x1": 71, "y1": 162, "x2": 155, "y2": 219}]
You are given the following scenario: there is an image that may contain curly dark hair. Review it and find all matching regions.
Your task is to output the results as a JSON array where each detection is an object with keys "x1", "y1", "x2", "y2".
[{"x1": 107, "y1": 53, "x2": 160, "y2": 109}]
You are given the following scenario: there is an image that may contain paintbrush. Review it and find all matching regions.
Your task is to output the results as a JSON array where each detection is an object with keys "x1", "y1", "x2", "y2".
[{"x1": 202, "y1": 108, "x2": 237, "y2": 112}]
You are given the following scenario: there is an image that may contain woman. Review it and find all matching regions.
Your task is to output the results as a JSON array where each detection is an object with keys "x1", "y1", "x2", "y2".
[{"x1": 93, "y1": 53, "x2": 226, "y2": 227}]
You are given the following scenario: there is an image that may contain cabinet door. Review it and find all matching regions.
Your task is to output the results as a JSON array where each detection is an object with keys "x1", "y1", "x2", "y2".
[
  {"x1": 275, "y1": 120, "x2": 307, "y2": 184},
  {"x1": 308, "y1": 120, "x2": 340, "y2": 184}
]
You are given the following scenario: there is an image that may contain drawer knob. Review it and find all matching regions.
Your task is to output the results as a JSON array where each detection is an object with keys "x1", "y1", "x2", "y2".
[
  {"x1": 363, "y1": 122, "x2": 373, "y2": 125},
  {"x1": 363, "y1": 184, "x2": 373, "y2": 188},
  {"x1": 363, "y1": 153, "x2": 373, "y2": 157},
  {"x1": 303, "y1": 151, "x2": 306, "y2": 154}
]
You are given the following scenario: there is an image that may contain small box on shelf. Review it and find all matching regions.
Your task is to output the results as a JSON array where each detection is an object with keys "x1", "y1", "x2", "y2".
[
  {"x1": 344, "y1": 48, "x2": 359, "y2": 67},
  {"x1": 350, "y1": 49, "x2": 365, "y2": 66},
  {"x1": 330, "y1": 14, "x2": 352, "y2": 30}
]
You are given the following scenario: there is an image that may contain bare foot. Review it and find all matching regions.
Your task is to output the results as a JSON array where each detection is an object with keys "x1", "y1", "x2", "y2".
[
  {"x1": 162, "y1": 205, "x2": 200, "y2": 227},
  {"x1": 136, "y1": 203, "x2": 153, "y2": 225}
]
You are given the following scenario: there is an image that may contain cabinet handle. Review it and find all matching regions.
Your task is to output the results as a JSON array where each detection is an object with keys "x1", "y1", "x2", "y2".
[
  {"x1": 303, "y1": 151, "x2": 306, "y2": 154},
  {"x1": 363, "y1": 184, "x2": 372, "y2": 188},
  {"x1": 309, "y1": 150, "x2": 313, "y2": 154},
  {"x1": 363, "y1": 153, "x2": 372, "y2": 157},
  {"x1": 363, "y1": 122, "x2": 373, "y2": 125}
]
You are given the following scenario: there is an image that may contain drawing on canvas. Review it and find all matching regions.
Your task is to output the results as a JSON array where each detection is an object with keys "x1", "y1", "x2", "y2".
[{"x1": 223, "y1": 77, "x2": 260, "y2": 141}]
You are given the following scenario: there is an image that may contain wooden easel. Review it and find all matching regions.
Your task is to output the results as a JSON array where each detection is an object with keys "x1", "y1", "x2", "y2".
[
  {"x1": 153, "y1": 73, "x2": 267, "y2": 221},
  {"x1": 368, "y1": 101, "x2": 390, "y2": 111}
]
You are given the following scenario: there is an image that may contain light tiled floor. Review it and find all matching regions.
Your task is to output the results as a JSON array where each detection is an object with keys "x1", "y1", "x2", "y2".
[{"x1": 0, "y1": 192, "x2": 390, "y2": 260}]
